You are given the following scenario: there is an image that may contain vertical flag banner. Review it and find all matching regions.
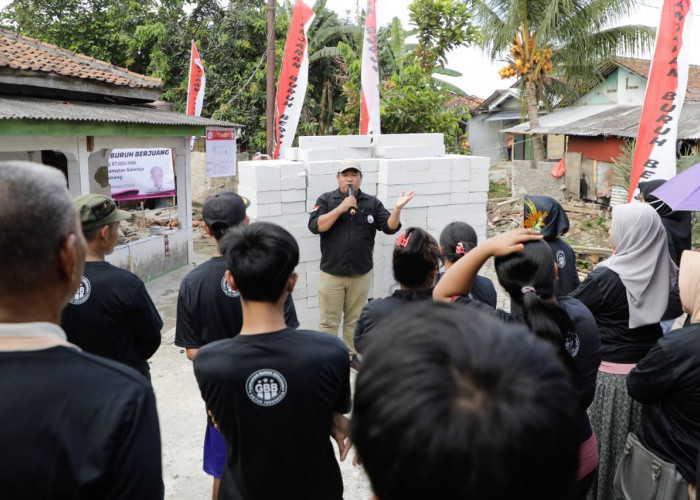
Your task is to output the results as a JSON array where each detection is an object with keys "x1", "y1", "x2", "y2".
[
  {"x1": 360, "y1": 0, "x2": 380, "y2": 136},
  {"x1": 628, "y1": 0, "x2": 693, "y2": 202},
  {"x1": 187, "y1": 40, "x2": 206, "y2": 117},
  {"x1": 274, "y1": 0, "x2": 315, "y2": 159}
]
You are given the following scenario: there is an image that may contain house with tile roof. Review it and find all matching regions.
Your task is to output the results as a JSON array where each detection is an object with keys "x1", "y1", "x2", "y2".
[
  {"x1": 0, "y1": 28, "x2": 240, "y2": 278},
  {"x1": 500, "y1": 57, "x2": 700, "y2": 203}
]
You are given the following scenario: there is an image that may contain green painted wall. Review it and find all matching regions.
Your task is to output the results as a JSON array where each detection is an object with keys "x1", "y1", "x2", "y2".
[{"x1": 0, "y1": 120, "x2": 207, "y2": 137}]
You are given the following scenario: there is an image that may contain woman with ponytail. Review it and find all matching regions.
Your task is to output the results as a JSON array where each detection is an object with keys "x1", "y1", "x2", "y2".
[
  {"x1": 439, "y1": 221, "x2": 497, "y2": 307},
  {"x1": 434, "y1": 229, "x2": 602, "y2": 499},
  {"x1": 354, "y1": 227, "x2": 439, "y2": 355}
]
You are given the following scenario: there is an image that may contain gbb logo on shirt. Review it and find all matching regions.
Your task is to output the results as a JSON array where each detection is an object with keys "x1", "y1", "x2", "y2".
[
  {"x1": 220, "y1": 275, "x2": 240, "y2": 298},
  {"x1": 70, "y1": 276, "x2": 91, "y2": 305},
  {"x1": 246, "y1": 369, "x2": 287, "y2": 407}
]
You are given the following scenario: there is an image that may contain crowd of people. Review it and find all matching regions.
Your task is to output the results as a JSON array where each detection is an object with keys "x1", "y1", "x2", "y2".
[{"x1": 1, "y1": 158, "x2": 698, "y2": 500}]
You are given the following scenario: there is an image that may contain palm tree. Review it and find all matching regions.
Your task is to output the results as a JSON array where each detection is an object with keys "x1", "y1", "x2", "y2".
[{"x1": 470, "y1": 0, "x2": 655, "y2": 161}]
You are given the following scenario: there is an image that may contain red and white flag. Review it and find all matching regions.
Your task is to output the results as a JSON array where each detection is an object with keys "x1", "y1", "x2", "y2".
[
  {"x1": 628, "y1": 0, "x2": 693, "y2": 201},
  {"x1": 274, "y1": 0, "x2": 315, "y2": 159},
  {"x1": 360, "y1": 0, "x2": 380, "y2": 136},
  {"x1": 187, "y1": 40, "x2": 206, "y2": 117}
]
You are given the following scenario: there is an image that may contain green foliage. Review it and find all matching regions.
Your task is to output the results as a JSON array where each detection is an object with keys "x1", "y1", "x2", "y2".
[
  {"x1": 409, "y1": 0, "x2": 480, "y2": 73},
  {"x1": 488, "y1": 180, "x2": 510, "y2": 199}
]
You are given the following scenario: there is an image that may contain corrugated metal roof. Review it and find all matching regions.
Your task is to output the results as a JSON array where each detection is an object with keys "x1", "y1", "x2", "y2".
[
  {"x1": 505, "y1": 103, "x2": 700, "y2": 140},
  {"x1": 484, "y1": 110, "x2": 523, "y2": 122},
  {"x1": 501, "y1": 105, "x2": 617, "y2": 134},
  {"x1": 0, "y1": 96, "x2": 240, "y2": 127}
]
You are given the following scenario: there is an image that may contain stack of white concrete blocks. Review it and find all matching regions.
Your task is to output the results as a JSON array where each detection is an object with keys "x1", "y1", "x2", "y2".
[{"x1": 236, "y1": 133, "x2": 489, "y2": 331}]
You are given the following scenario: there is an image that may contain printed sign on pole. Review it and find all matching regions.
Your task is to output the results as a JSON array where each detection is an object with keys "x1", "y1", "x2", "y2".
[{"x1": 206, "y1": 128, "x2": 237, "y2": 178}]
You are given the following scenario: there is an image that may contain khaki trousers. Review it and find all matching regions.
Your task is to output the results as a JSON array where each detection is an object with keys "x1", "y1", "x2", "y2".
[{"x1": 317, "y1": 270, "x2": 371, "y2": 357}]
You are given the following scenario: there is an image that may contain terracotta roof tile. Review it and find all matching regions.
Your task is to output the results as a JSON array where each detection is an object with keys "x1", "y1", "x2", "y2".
[
  {"x1": 0, "y1": 28, "x2": 162, "y2": 90},
  {"x1": 613, "y1": 56, "x2": 700, "y2": 102}
]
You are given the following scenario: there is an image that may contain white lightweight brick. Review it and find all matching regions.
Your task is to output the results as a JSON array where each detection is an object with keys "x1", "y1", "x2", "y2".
[
  {"x1": 281, "y1": 175, "x2": 306, "y2": 190},
  {"x1": 306, "y1": 295, "x2": 319, "y2": 309},
  {"x1": 378, "y1": 167, "x2": 452, "y2": 185},
  {"x1": 451, "y1": 181, "x2": 470, "y2": 194},
  {"x1": 306, "y1": 271, "x2": 320, "y2": 288},
  {"x1": 381, "y1": 182, "x2": 452, "y2": 198},
  {"x1": 450, "y1": 157, "x2": 472, "y2": 181},
  {"x1": 281, "y1": 162, "x2": 305, "y2": 177},
  {"x1": 361, "y1": 183, "x2": 377, "y2": 197},
  {"x1": 281, "y1": 201, "x2": 307, "y2": 215},
  {"x1": 361, "y1": 171, "x2": 378, "y2": 185},
  {"x1": 469, "y1": 167, "x2": 490, "y2": 192},
  {"x1": 469, "y1": 191, "x2": 489, "y2": 204},
  {"x1": 240, "y1": 178, "x2": 282, "y2": 192},
  {"x1": 267, "y1": 213, "x2": 310, "y2": 227},
  {"x1": 305, "y1": 162, "x2": 340, "y2": 176},
  {"x1": 298, "y1": 147, "x2": 372, "y2": 162},
  {"x1": 428, "y1": 204, "x2": 470, "y2": 219},
  {"x1": 372, "y1": 144, "x2": 446, "y2": 159},
  {"x1": 299, "y1": 135, "x2": 372, "y2": 149},
  {"x1": 404, "y1": 193, "x2": 451, "y2": 208},
  {"x1": 356, "y1": 159, "x2": 379, "y2": 173},
  {"x1": 469, "y1": 155, "x2": 490, "y2": 170},
  {"x1": 294, "y1": 262, "x2": 307, "y2": 275},
  {"x1": 299, "y1": 246, "x2": 322, "y2": 264},
  {"x1": 281, "y1": 189, "x2": 306, "y2": 203},
  {"x1": 283, "y1": 148, "x2": 299, "y2": 161},
  {"x1": 380, "y1": 157, "x2": 451, "y2": 174},
  {"x1": 374, "y1": 133, "x2": 444, "y2": 148},
  {"x1": 290, "y1": 296, "x2": 306, "y2": 309},
  {"x1": 450, "y1": 192, "x2": 469, "y2": 205},
  {"x1": 238, "y1": 162, "x2": 281, "y2": 180},
  {"x1": 306, "y1": 283, "x2": 318, "y2": 299},
  {"x1": 400, "y1": 206, "x2": 428, "y2": 219},
  {"x1": 297, "y1": 307, "x2": 320, "y2": 329}
]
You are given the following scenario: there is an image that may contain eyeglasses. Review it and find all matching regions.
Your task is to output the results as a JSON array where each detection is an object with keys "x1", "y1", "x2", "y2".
[{"x1": 91, "y1": 200, "x2": 115, "y2": 221}]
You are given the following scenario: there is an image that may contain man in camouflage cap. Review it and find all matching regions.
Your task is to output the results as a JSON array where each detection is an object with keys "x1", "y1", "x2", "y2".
[{"x1": 61, "y1": 194, "x2": 162, "y2": 379}]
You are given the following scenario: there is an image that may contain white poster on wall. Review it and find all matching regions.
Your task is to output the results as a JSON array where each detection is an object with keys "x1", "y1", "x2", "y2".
[
  {"x1": 108, "y1": 148, "x2": 175, "y2": 200},
  {"x1": 206, "y1": 128, "x2": 237, "y2": 178}
]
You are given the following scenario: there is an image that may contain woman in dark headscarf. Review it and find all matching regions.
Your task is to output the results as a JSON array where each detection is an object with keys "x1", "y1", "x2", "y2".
[
  {"x1": 523, "y1": 195, "x2": 580, "y2": 296},
  {"x1": 639, "y1": 179, "x2": 692, "y2": 266}
]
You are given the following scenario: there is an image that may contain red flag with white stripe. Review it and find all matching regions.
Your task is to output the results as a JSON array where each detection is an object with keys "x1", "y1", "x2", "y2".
[
  {"x1": 274, "y1": 0, "x2": 315, "y2": 159},
  {"x1": 187, "y1": 40, "x2": 206, "y2": 117},
  {"x1": 628, "y1": 0, "x2": 693, "y2": 201},
  {"x1": 360, "y1": 0, "x2": 380, "y2": 136}
]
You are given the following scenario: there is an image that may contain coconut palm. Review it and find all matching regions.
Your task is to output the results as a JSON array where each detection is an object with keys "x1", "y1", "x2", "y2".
[{"x1": 470, "y1": 0, "x2": 655, "y2": 161}]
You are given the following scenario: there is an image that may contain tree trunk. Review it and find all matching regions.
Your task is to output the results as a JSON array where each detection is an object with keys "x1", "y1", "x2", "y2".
[{"x1": 524, "y1": 79, "x2": 545, "y2": 162}]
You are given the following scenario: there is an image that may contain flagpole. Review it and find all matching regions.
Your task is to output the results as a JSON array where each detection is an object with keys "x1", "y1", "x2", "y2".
[{"x1": 266, "y1": 0, "x2": 276, "y2": 157}]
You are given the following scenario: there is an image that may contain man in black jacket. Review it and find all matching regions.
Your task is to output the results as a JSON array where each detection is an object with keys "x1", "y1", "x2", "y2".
[{"x1": 308, "y1": 160, "x2": 414, "y2": 359}]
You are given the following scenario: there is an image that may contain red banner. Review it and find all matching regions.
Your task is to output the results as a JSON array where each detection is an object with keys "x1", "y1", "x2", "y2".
[
  {"x1": 274, "y1": 0, "x2": 315, "y2": 159},
  {"x1": 628, "y1": 0, "x2": 693, "y2": 201},
  {"x1": 187, "y1": 40, "x2": 206, "y2": 117}
]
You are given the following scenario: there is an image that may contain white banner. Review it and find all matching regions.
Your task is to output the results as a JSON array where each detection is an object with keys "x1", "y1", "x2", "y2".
[
  {"x1": 360, "y1": 0, "x2": 380, "y2": 136},
  {"x1": 206, "y1": 128, "x2": 237, "y2": 178},
  {"x1": 108, "y1": 148, "x2": 175, "y2": 200}
]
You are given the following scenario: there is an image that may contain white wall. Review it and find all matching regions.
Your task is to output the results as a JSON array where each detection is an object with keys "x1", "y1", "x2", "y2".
[{"x1": 237, "y1": 134, "x2": 489, "y2": 331}]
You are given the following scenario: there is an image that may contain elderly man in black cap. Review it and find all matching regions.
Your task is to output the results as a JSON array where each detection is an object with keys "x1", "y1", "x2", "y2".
[
  {"x1": 176, "y1": 190, "x2": 298, "y2": 499},
  {"x1": 308, "y1": 160, "x2": 414, "y2": 363},
  {"x1": 0, "y1": 161, "x2": 163, "y2": 498},
  {"x1": 61, "y1": 193, "x2": 163, "y2": 379}
]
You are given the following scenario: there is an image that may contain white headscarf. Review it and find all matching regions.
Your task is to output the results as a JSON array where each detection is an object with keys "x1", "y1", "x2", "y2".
[{"x1": 597, "y1": 203, "x2": 676, "y2": 328}]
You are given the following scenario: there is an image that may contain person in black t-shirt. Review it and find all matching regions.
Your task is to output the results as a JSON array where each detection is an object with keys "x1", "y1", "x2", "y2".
[
  {"x1": 0, "y1": 161, "x2": 162, "y2": 499},
  {"x1": 354, "y1": 227, "x2": 439, "y2": 355},
  {"x1": 438, "y1": 221, "x2": 497, "y2": 307},
  {"x1": 61, "y1": 194, "x2": 162, "y2": 379},
  {"x1": 352, "y1": 302, "x2": 580, "y2": 500},
  {"x1": 194, "y1": 221, "x2": 351, "y2": 500},
  {"x1": 434, "y1": 229, "x2": 602, "y2": 499},
  {"x1": 523, "y1": 195, "x2": 580, "y2": 296},
  {"x1": 176, "y1": 190, "x2": 299, "y2": 499},
  {"x1": 308, "y1": 160, "x2": 414, "y2": 359}
]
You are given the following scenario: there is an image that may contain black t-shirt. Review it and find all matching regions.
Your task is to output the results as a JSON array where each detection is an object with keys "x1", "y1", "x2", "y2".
[
  {"x1": 569, "y1": 267, "x2": 662, "y2": 363},
  {"x1": 308, "y1": 188, "x2": 399, "y2": 275},
  {"x1": 0, "y1": 345, "x2": 163, "y2": 498},
  {"x1": 61, "y1": 261, "x2": 163, "y2": 377},
  {"x1": 354, "y1": 289, "x2": 434, "y2": 353},
  {"x1": 628, "y1": 324, "x2": 700, "y2": 482},
  {"x1": 194, "y1": 328, "x2": 351, "y2": 500},
  {"x1": 547, "y1": 238, "x2": 580, "y2": 296},
  {"x1": 175, "y1": 256, "x2": 299, "y2": 349}
]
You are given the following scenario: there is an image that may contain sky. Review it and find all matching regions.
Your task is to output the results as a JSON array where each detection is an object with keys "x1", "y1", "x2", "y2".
[{"x1": 0, "y1": 0, "x2": 696, "y2": 100}]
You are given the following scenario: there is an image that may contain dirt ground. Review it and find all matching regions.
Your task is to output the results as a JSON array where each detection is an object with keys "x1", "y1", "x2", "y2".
[{"x1": 144, "y1": 238, "x2": 373, "y2": 500}]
